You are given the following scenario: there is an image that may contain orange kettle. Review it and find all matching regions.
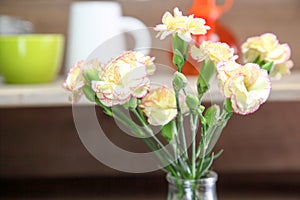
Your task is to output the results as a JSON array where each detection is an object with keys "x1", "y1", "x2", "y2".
[{"x1": 189, "y1": 0, "x2": 233, "y2": 41}]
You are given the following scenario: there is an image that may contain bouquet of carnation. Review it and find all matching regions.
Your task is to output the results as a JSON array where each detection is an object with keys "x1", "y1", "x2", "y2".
[{"x1": 64, "y1": 7, "x2": 293, "y2": 200}]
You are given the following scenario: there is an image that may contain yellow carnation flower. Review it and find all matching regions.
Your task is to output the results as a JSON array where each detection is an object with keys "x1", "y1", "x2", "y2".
[
  {"x1": 191, "y1": 41, "x2": 238, "y2": 63},
  {"x1": 154, "y1": 7, "x2": 210, "y2": 42},
  {"x1": 63, "y1": 61, "x2": 85, "y2": 103},
  {"x1": 139, "y1": 86, "x2": 177, "y2": 126},
  {"x1": 92, "y1": 51, "x2": 155, "y2": 107},
  {"x1": 270, "y1": 60, "x2": 294, "y2": 80},
  {"x1": 242, "y1": 33, "x2": 293, "y2": 79},
  {"x1": 217, "y1": 62, "x2": 271, "y2": 115}
]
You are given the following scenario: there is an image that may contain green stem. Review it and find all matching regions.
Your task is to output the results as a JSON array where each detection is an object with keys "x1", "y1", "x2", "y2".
[
  {"x1": 204, "y1": 110, "x2": 232, "y2": 156},
  {"x1": 114, "y1": 106, "x2": 178, "y2": 174},
  {"x1": 171, "y1": 123, "x2": 192, "y2": 178},
  {"x1": 196, "y1": 120, "x2": 205, "y2": 159},
  {"x1": 172, "y1": 136, "x2": 178, "y2": 164},
  {"x1": 136, "y1": 105, "x2": 147, "y2": 123},
  {"x1": 195, "y1": 112, "x2": 209, "y2": 177},
  {"x1": 175, "y1": 92, "x2": 188, "y2": 160},
  {"x1": 190, "y1": 113, "x2": 198, "y2": 179},
  {"x1": 133, "y1": 106, "x2": 193, "y2": 178},
  {"x1": 141, "y1": 136, "x2": 177, "y2": 176},
  {"x1": 174, "y1": 92, "x2": 193, "y2": 178},
  {"x1": 131, "y1": 109, "x2": 168, "y2": 155},
  {"x1": 95, "y1": 98, "x2": 179, "y2": 177},
  {"x1": 197, "y1": 136, "x2": 207, "y2": 177},
  {"x1": 130, "y1": 108, "x2": 183, "y2": 175}
]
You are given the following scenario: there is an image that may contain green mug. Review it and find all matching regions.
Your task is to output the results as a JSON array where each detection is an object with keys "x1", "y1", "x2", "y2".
[{"x1": 0, "y1": 34, "x2": 64, "y2": 84}]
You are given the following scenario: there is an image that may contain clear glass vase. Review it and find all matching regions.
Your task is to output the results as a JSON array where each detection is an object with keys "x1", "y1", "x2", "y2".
[{"x1": 166, "y1": 171, "x2": 218, "y2": 200}]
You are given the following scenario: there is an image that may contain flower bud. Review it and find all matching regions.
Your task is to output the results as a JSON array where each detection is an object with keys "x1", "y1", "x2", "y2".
[
  {"x1": 204, "y1": 105, "x2": 220, "y2": 126},
  {"x1": 173, "y1": 71, "x2": 187, "y2": 92},
  {"x1": 185, "y1": 94, "x2": 199, "y2": 112}
]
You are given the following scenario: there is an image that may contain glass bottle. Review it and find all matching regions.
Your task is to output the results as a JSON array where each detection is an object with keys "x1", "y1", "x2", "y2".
[{"x1": 166, "y1": 171, "x2": 218, "y2": 200}]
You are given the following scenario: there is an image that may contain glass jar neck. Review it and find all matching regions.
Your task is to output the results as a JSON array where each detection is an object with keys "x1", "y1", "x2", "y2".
[
  {"x1": 166, "y1": 171, "x2": 218, "y2": 186},
  {"x1": 166, "y1": 171, "x2": 218, "y2": 200}
]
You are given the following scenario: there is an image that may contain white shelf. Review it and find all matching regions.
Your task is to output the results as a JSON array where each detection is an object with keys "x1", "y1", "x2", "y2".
[
  {"x1": 0, "y1": 71, "x2": 299, "y2": 108},
  {"x1": 0, "y1": 77, "x2": 72, "y2": 108}
]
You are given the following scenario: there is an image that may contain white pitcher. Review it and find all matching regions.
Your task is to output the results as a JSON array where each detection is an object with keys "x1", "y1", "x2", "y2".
[{"x1": 66, "y1": 1, "x2": 151, "y2": 72}]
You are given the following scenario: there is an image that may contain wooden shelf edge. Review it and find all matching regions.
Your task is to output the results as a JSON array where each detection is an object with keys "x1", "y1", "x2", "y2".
[{"x1": 0, "y1": 71, "x2": 299, "y2": 108}]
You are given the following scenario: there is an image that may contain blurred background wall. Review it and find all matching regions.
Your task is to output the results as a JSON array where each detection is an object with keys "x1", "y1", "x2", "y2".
[{"x1": 0, "y1": 0, "x2": 299, "y2": 72}]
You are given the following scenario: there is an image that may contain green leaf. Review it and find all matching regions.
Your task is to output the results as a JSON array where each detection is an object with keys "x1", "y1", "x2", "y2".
[
  {"x1": 200, "y1": 59, "x2": 216, "y2": 84},
  {"x1": 253, "y1": 55, "x2": 261, "y2": 64},
  {"x1": 197, "y1": 59, "x2": 216, "y2": 98},
  {"x1": 172, "y1": 33, "x2": 189, "y2": 55},
  {"x1": 224, "y1": 98, "x2": 233, "y2": 114},
  {"x1": 204, "y1": 149, "x2": 223, "y2": 162},
  {"x1": 212, "y1": 149, "x2": 224, "y2": 160},
  {"x1": 172, "y1": 33, "x2": 189, "y2": 71},
  {"x1": 82, "y1": 85, "x2": 95, "y2": 102},
  {"x1": 123, "y1": 97, "x2": 137, "y2": 110},
  {"x1": 196, "y1": 153, "x2": 214, "y2": 178},
  {"x1": 197, "y1": 75, "x2": 209, "y2": 99},
  {"x1": 204, "y1": 105, "x2": 220, "y2": 126},
  {"x1": 161, "y1": 120, "x2": 177, "y2": 142},
  {"x1": 173, "y1": 49, "x2": 185, "y2": 71},
  {"x1": 94, "y1": 96, "x2": 112, "y2": 116},
  {"x1": 261, "y1": 61, "x2": 274, "y2": 74},
  {"x1": 205, "y1": 116, "x2": 230, "y2": 156}
]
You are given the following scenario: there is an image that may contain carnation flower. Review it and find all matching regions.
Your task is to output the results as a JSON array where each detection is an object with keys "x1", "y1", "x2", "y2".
[
  {"x1": 217, "y1": 62, "x2": 271, "y2": 115},
  {"x1": 63, "y1": 61, "x2": 85, "y2": 103},
  {"x1": 92, "y1": 51, "x2": 155, "y2": 107},
  {"x1": 270, "y1": 60, "x2": 294, "y2": 80},
  {"x1": 191, "y1": 41, "x2": 238, "y2": 63},
  {"x1": 154, "y1": 7, "x2": 210, "y2": 42},
  {"x1": 242, "y1": 33, "x2": 293, "y2": 79},
  {"x1": 139, "y1": 86, "x2": 178, "y2": 126}
]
